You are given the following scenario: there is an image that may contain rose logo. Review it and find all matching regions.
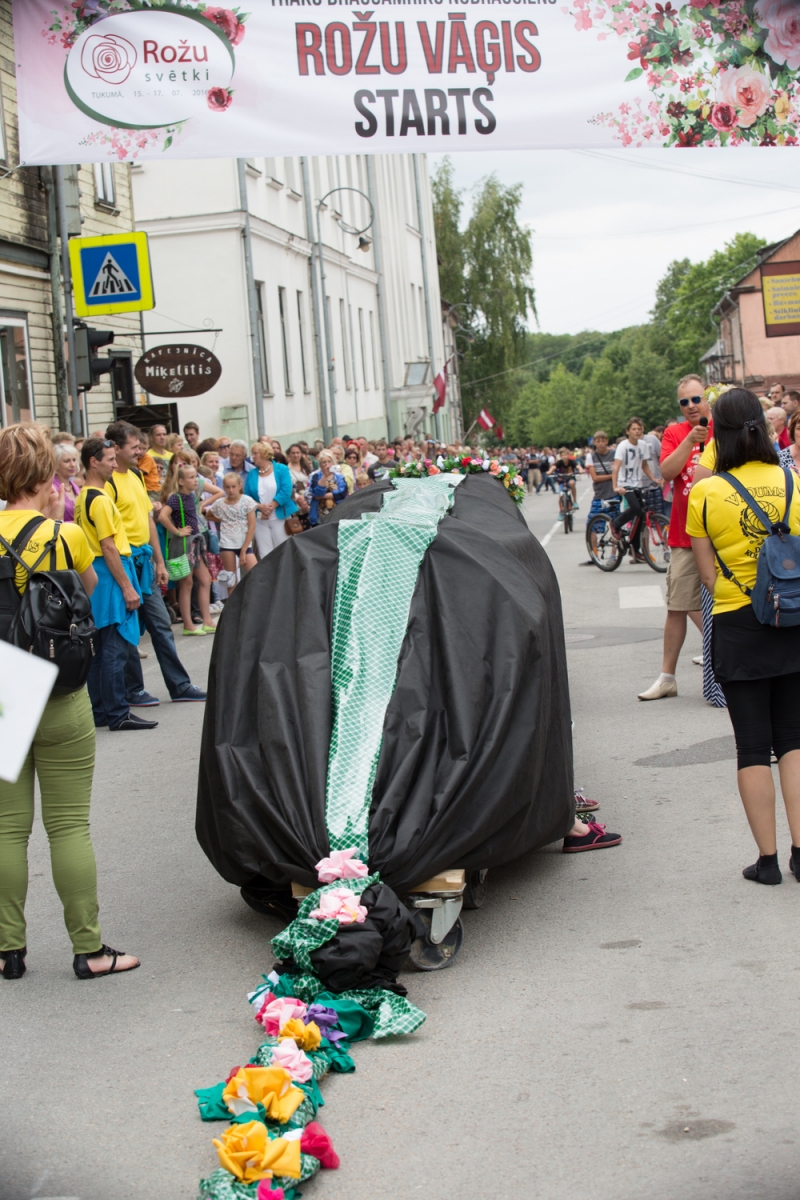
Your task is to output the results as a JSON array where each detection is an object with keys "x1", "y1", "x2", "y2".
[{"x1": 81, "y1": 33, "x2": 137, "y2": 86}]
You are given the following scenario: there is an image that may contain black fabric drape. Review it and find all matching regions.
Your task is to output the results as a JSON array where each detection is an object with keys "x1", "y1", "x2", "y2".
[{"x1": 197, "y1": 474, "x2": 574, "y2": 894}]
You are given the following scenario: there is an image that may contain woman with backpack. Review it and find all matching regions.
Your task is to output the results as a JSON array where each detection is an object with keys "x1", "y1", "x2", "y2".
[
  {"x1": 0, "y1": 423, "x2": 140, "y2": 981},
  {"x1": 687, "y1": 389, "x2": 800, "y2": 887}
]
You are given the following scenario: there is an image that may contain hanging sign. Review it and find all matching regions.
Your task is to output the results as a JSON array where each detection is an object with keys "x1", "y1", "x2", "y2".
[
  {"x1": 762, "y1": 262, "x2": 800, "y2": 339},
  {"x1": 14, "y1": 1, "x2": 800, "y2": 162},
  {"x1": 134, "y1": 343, "x2": 222, "y2": 397},
  {"x1": 69, "y1": 231, "x2": 155, "y2": 317}
]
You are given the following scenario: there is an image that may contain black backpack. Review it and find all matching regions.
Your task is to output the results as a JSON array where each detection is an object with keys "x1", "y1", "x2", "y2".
[{"x1": 0, "y1": 516, "x2": 97, "y2": 694}]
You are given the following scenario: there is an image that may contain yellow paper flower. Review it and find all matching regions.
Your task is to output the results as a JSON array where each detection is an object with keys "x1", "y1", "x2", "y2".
[
  {"x1": 222, "y1": 1066, "x2": 305, "y2": 1123},
  {"x1": 279, "y1": 1017, "x2": 322, "y2": 1051},
  {"x1": 212, "y1": 1120, "x2": 302, "y2": 1183}
]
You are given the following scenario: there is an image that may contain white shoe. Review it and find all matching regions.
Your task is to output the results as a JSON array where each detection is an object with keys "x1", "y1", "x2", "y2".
[
  {"x1": 692, "y1": 655, "x2": 703, "y2": 666},
  {"x1": 638, "y1": 678, "x2": 678, "y2": 701},
  {"x1": 137, "y1": 646, "x2": 148, "y2": 659}
]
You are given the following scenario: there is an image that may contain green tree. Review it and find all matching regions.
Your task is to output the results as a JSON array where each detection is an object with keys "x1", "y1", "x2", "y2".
[{"x1": 431, "y1": 157, "x2": 465, "y2": 309}]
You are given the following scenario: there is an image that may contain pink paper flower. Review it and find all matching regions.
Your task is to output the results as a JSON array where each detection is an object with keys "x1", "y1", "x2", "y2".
[
  {"x1": 717, "y1": 66, "x2": 770, "y2": 127},
  {"x1": 309, "y1": 887, "x2": 368, "y2": 925},
  {"x1": 315, "y1": 848, "x2": 369, "y2": 884},
  {"x1": 755, "y1": 0, "x2": 800, "y2": 71},
  {"x1": 256, "y1": 996, "x2": 308, "y2": 1036},
  {"x1": 271, "y1": 1038, "x2": 313, "y2": 1083},
  {"x1": 489, "y1": 460, "x2": 501, "y2": 475},
  {"x1": 256, "y1": 1182, "x2": 284, "y2": 1200}
]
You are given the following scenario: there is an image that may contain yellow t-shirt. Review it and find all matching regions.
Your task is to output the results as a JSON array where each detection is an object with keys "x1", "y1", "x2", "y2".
[
  {"x1": 149, "y1": 449, "x2": 172, "y2": 488},
  {"x1": 687, "y1": 462, "x2": 800, "y2": 613},
  {"x1": 107, "y1": 469, "x2": 152, "y2": 547},
  {"x1": 74, "y1": 486, "x2": 131, "y2": 559},
  {"x1": 698, "y1": 439, "x2": 717, "y2": 472},
  {"x1": 0, "y1": 509, "x2": 93, "y2": 592}
]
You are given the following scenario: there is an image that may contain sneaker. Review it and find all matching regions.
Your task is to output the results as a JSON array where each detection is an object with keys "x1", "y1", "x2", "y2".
[
  {"x1": 574, "y1": 789, "x2": 600, "y2": 814},
  {"x1": 638, "y1": 677, "x2": 678, "y2": 701},
  {"x1": 789, "y1": 847, "x2": 800, "y2": 881},
  {"x1": 692, "y1": 655, "x2": 704, "y2": 666},
  {"x1": 182, "y1": 628, "x2": 206, "y2": 636},
  {"x1": 172, "y1": 684, "x2": 207, "y2": 703},
  {"x1": 209, "y1": 601, "x2": 225, "y2": 614},
  {"x1": 109, "y1": 713, "x2": 159, "y2": 732},
  {"x1": 128, "y1": 689, "x2": 160, "y2": 708},
  {"x1": 137, "y1": 646, "x2": 149, "y2": 659},
  {"x1": 573, "y1": 502, "x2": 580, "y2": 510},
  {"x1": 563, "y1": 821, "x2": 622, "y2": 852},
  {"x1": 557, "y1": 513, "x2": 564, "y2": 522}
]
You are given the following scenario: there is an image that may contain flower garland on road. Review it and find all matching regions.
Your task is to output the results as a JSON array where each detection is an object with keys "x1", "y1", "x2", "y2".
[
  {"x1": 570, "y1": 0, "x2": 800, "y2": 147},
  {"x1": 390, "y1": 455, "x2": 526, "y2": 505}
]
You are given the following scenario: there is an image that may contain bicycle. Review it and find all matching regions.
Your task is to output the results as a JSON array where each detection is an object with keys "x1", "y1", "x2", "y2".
[
  {"x1": 585, "y1": 491, "x2": 670, "y2": 572},
  {"x1": 555, "y1": 475, "x2": 575, "y2": 534}
]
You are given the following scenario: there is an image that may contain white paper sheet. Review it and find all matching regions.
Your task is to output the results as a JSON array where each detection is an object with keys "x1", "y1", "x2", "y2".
[{"x1": 0, "y1": 643, "x2": 59, "y2": 784}]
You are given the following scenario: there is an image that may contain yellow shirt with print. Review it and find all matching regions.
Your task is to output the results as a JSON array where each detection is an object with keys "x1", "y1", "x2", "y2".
[
  {"x1": 687, "y1": 462, "x2": 800, "y2": 614},
  {"x1": 107, "y1": 468, "x2": 152, "y2": 547},
  {"x1": 0, "y1": 510, "x2": 93, "y2": 592},
  {"x1": 74, "y1": 486, "x2": 131, "y2": 559}
]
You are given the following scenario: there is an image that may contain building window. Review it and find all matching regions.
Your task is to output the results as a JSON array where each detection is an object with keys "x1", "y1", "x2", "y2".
[
  {"x1": 0, "y1": 317, "x2": 33, "y2": 426},
  {"x1": 339, "y1": 298, "x2": 351, "y2": 390},
  {"x1": 296, "y1": 291, "x2": 308, "y2": 391},
  {"x1": 93, "y1": 163, "x2": 116, "y2": 208},
  {"x1": 278, "y1": 286, "x2": 292, "y2": 394},
  {"x1": 369, "y1": 309, "x2": 380, "y2": 390},
  {"x1": 326, "y1": 296, "x2": 336, "y2": 392},
  {"x1": 256, "y1": 282, "x2": 271, "y2": 395},
  {"x1": 358, "y1": 308, "x2": 369, "y2": 392}
]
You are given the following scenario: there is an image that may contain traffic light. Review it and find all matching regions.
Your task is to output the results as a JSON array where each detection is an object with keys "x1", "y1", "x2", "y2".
[{"x1": 74, "y1": 323, "x2": 115, "y2": 390}]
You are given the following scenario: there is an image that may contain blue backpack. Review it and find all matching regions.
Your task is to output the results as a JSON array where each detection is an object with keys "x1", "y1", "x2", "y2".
[{"x1": 707, "y1": 467, "x2": 800, "y2": 627}]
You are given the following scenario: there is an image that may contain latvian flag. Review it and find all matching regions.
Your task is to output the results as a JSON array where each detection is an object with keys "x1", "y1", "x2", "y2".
[
  {"x1": 432, "y1": 358, "x2": 450, "y2": 413},
  {"x1": 477, "y1": 408, "x2": 496, "y2": 430}
]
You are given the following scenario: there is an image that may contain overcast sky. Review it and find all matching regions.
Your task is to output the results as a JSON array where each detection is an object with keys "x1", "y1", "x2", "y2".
[{"x1": 428, "y1": 148, "x2": 800, "y2": 338}]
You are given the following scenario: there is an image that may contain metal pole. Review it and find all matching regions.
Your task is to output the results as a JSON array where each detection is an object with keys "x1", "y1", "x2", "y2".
[
  {"x1": 366, "y1": 155, "x2": 394, "y2": 442},
  {"x1": 237, "y1": 158, "x2": 265, "y2": 439},
  {"x1": 44, "y1": 167, "x2": 70, "y2": 433},
  {"x1": 55, "y1": 166, "x2": 81, "y2": 436},
  {"x1": 413, "y1": 154, "x2": 439, "y2": 442},
  {"x1": 301, "y1": 157, "x2": 330, "y2": 445},
  {"x1": 316, "y1": 204, "x2": 338, "y2": 440}
]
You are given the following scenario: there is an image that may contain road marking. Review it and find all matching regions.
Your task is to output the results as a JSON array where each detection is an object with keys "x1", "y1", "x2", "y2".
[{"x1": 619, "y1": 585, "x2": 665, "y2": 609}]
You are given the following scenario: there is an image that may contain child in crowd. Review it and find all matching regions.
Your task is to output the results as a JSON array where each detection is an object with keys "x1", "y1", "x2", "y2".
[
  {"x1": 158, "y1": 462, "x2": 217, "y2": 636},
  {"x1": 203, "y1": 471, "x2": 257, "y2": 592}
]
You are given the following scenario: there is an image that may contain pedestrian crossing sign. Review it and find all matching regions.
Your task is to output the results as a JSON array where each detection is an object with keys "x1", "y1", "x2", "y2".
[{"x1": 69, "y1": 231, "x2": 155, "y2": 317}]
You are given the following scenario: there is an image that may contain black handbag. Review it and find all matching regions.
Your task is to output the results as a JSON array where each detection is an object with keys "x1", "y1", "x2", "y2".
[{"x1": 0, "y1": 517, "x2": 96, "y2": 693}]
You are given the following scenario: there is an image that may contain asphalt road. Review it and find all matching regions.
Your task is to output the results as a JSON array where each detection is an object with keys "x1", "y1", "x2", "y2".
[{"x1": 3, "y1": 485, "x2": 799, "y2": 1200}]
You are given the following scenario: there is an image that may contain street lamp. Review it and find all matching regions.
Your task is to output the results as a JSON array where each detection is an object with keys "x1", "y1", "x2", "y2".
[{"x1": 316, "y1": 187, "x2": 375, "y2": 439}]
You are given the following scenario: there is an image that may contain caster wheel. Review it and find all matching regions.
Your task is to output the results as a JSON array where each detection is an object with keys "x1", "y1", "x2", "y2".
[
  {"x1": 462, "y1": 869, "x2": 488, "y2": 910},
  {"x1": 406, "y1": 910, "x2": 463, "y2": 971}
]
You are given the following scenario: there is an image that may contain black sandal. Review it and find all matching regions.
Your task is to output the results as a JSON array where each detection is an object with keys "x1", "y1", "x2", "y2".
[
  {"x1": 1, "y1": 948, "x2": 26, "y2": 980},
  {"x1": 73, "y1": 944, "x2": 140, "y2": 980}
]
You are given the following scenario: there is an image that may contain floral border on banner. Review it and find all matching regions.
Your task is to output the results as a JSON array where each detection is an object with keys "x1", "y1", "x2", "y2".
[
  {"x1": 569, "y1": 0, "x2": 800, "y2": 146},
  {"x1": 389, "y1": 456, "x2": 526, "y2": 505},
  {"x1": 44, "y1": 1, "x2": 248, "y2": 159}
]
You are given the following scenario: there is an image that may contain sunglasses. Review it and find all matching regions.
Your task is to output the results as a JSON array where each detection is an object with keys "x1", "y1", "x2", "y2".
[
  {"x1": 218, "y1": 443, "x2": 231, "y2": 450},
  {"x1": 679, "y1": 396, "x2": 703, "y2": 407}
]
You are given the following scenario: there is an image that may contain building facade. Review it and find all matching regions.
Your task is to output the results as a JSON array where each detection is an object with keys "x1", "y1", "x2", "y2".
[
  {"x1": 0, "y1": 0, "x2": 144, "y2": 434},
  {"x1": 133, "y1": 151, "x2": 447, "y2": 445},
  {"x1": 705, "y1": 230, "x2": 800, "y2": 394}
]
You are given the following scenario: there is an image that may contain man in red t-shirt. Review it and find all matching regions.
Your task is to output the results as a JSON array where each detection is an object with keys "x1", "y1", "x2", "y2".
[{"x1": 638, "y1": 374, "x2": 711, "y2": 701}]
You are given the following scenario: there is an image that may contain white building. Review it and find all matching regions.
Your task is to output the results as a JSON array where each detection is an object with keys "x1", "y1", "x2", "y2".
[{"x1": 132, "y1": 152, "x2": 448, "y2": 446}]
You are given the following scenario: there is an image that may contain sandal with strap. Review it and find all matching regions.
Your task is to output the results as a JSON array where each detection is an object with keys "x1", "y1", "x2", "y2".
[
  {"x1": 1, "y1": 948, "x2": 27, "y2": 980},
  {"x1": 73, "y1": 944, "x2": 140, "y2": 980}
]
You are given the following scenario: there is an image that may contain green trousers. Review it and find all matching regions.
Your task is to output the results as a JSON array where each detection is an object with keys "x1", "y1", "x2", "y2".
[{"x1": 0, "y1": 687, "x2": 102, "y2": 955}]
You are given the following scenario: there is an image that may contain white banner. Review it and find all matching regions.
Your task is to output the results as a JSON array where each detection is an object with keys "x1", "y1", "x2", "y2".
[{"x1": 14, "y1": 1, "x2": 800, "y2": 163}]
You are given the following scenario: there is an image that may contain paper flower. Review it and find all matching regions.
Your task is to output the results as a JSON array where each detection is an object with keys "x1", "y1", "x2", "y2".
[
  {"x1": 305, "y1": 1003, "x2": 347, "y2": 1043},
  {"x1": 314, "y1": 847, "x2": 369, "y2": 883},
  {"x1": 271, "y1": 1038, "x2": 313, "y2": 1083},
  {"x1": 212, "y1": 1121, "x2": 301, "y2": 1183},
  {"x1": 256, "y1": 995, "x2": 308, "y2": 1036},
  {"x1": 256, "y1": 1182, "x2": 285, "y2": 1200},
  {"x1": 222, "y1": 1066, "x2": 305, "y2": 1123},
  {"x1": 309, "y1": 887, "x2": 368, "y2": 925},
  {"x1": 279, "y1": 1017, "x2": 322, "y2": 1051},
  {"x1": 300, "y1": 1121, "x2": 341, "y2": 1169}
]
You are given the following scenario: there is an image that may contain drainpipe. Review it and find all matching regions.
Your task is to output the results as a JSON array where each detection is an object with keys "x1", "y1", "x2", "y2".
[
  {"x1": 413, "y1": 154, "x2": 439, "y2": 442},
  {"x1": 44, "y1": 167, "x2": 70, "y2": 433},
  {"x1": 55, "y1": 166, "x2": 81, "y2": 436},
  {"x1": 237, "y1": 158, "x2": 265, "y2": 439},
  {"x1": 366, "y1": 154, "x2": 394, "y2": 441},
  {"x1": 301, "y1": 157, "x2": 330, "y2": 444}
]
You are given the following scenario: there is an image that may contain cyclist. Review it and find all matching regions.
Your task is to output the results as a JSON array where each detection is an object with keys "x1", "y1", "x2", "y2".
[
  {"x1": 611, "y1": 417, "x2": 659, "y2": 560},
  {"x1": 548, "y1": 447, "x2": 580, "y2": 520},
  {"x1": 584, "y1": 431, "x2": 618, "y2": 522}
]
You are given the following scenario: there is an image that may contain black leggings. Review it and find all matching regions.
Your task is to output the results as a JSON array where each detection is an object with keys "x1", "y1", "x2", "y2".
[
  {"x1": 612, "y1": 489, "x2": 643, "y2": 553},
  {"x1": 720, "y1": 672, "x2": 800, "y2": 769}
]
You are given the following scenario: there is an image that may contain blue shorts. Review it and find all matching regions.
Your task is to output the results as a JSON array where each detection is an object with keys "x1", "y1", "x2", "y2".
[{"x1": 587, "y1": 497, "x2": 620, "y2": 522}]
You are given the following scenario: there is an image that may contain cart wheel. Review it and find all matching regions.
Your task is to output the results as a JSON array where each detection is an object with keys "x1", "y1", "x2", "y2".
[
  {"x1": 406, "y1": 910, "x2": 464, "y2": 971},
  {"x1": 462, "y1": 869, "x2": 488, "y2": 910}
]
